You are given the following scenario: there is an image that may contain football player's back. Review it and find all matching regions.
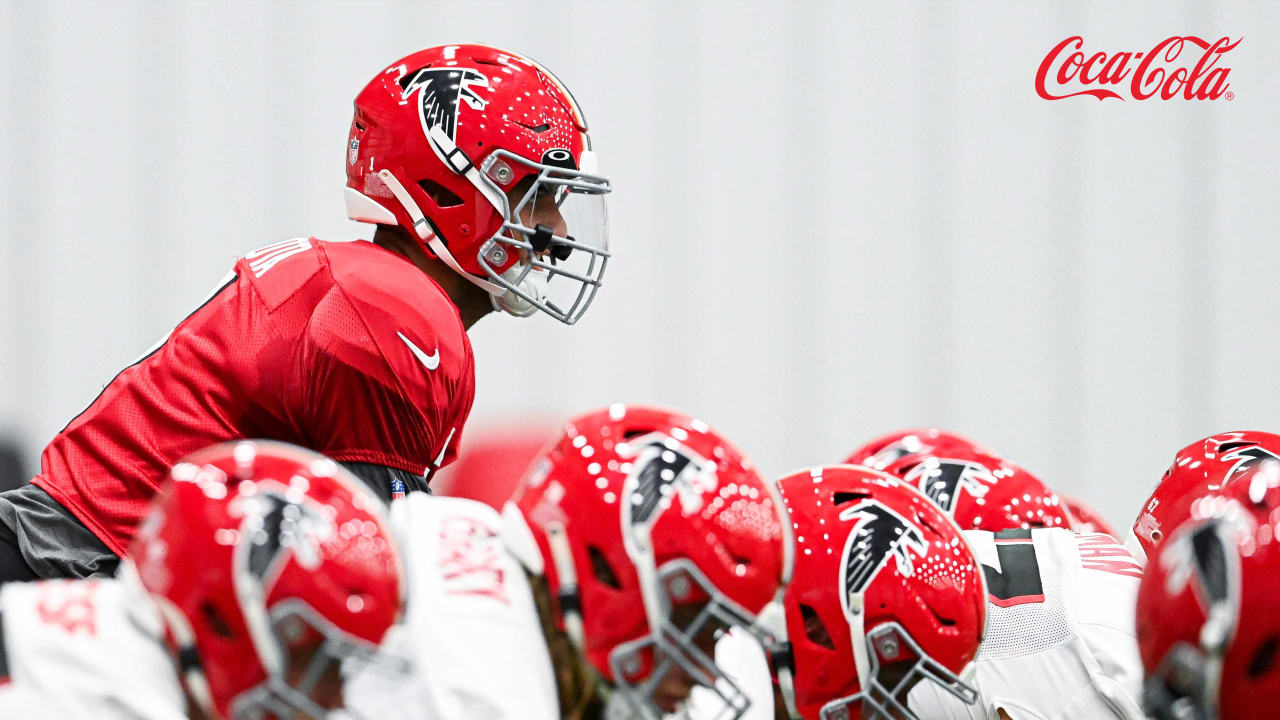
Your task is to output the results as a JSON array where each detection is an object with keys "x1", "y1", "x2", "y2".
[{"x1": 909, "y1": 527, "x2": 1146, "y2": 720}]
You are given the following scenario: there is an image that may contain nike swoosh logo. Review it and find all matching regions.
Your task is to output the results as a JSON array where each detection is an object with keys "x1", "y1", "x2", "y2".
[{"x1": 397, "y1": 332, "x2": 440, "y2": 371}]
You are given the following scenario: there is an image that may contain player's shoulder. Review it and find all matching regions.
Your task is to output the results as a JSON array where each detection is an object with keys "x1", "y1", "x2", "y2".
[
  {"x1": 312, "y1": 240, "x2": 472, "y2": 379},
  {"x1": 233, "y1": 237, "x2": 326, "y2": 306},
  {"x1": 322, "y1": 240, "x2": 467, "y2": 341}
]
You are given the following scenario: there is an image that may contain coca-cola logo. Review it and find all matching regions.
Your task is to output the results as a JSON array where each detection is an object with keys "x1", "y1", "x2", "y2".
[{"x1": 1036, "y1": 36, "x2": 1241, "y2": 101}]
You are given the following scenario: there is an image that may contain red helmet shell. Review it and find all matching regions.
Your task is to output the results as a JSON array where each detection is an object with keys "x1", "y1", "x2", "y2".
[
  {"x1": 510, "y1": 405, "x2": 789, "y2": 684},
  {"x1": 1129, "y1": 431, "x2": 1280, "y2": 564},
  {"x1": 346, "y1": 43, "x2": 591, "y2": 277},
  {"x1": 778, "y1": 464, "x2": 986, "y2": 720},
  {"x1": 844, "y1": 428, "x2": 990, "y2": 472},
  {"x1": 872, "y1": 447, "x2": 1072, "y2": 533},
  {"x1": 1136, "y1": 465, "x2": 1280, "y2": 719},
  {"x1": 129, "y1": 441, "x2": 403, "y2": 719}
]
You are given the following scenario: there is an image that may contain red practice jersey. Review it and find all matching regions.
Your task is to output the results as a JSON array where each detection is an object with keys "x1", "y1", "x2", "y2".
[{"x1": 32, "y1": 238, "x2": 475, "y2": 556}]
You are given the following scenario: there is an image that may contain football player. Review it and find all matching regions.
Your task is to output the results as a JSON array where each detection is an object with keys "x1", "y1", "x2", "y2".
[
  {"x1": 1136, "y1": 456, "x2": 1280, "y2": 720},
  {"x1": 0, "y1": 43, "x2": 612, "y2": 582},
  {"x1": 844, "y1": 432, "x2": 1147, "y2": 719},
  {"x1": 346, "y1": 405, "x2": 792, "y2": 720},
  {"x1": 0, "y1": 440, "x2": 406, "y2": 719},
  {"x1": 772, "y1": 464, "x2": 987, "y2": 719}
]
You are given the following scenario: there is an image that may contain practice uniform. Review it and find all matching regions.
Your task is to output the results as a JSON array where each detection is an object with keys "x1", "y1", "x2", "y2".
[
  {"x1": 0, "y1": 577, "x2": 185, "y2": 719},
  {"x1": 346, "y1": 493, "x2": 560, "y2": 720},
  {"x1": 1, "y1": 238, "x2": 475, "y2": 578},
  {"x1": 909, "y1": 529, "x2": 1146, "y2": 720}
]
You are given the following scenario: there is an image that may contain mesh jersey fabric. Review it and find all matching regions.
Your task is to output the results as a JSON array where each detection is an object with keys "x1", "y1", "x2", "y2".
[
  {"x1": 30, "y1": 238, "x2": 474, "y2": 557},
  {"x1": 908, "y1": 528, "x2": 1145, "y2": 720}
]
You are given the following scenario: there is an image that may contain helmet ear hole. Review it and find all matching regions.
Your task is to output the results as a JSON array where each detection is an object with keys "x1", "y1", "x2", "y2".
[
  {"x1": 201, "y1": 601, "x2": 235, "y2": 639},
  {"x1": 417, "y1": 179, "x2": 464, "y2": 208},
  {"x1": 588, "y1": 545, "x2": 622, "y2": 590},
  {"x1": 833, "y1": 491, "x2": 872, "y2": 506},
  {"x1": 1248, "y1": 636, "x2": 1279, "y2": 678},
  {"x1": 800, "y1": 604, "x2": 835, "y2": 650}
]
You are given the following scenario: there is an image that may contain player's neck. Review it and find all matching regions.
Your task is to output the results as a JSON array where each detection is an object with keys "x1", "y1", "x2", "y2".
[{"x1": 371, "y1": 226, "x2": 494, "y2": 330}]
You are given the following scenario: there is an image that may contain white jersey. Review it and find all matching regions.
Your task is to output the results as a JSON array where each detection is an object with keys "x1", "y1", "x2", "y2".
[
  {"x1": 346, "y1": 494, "x2": 559, "y2": 720},
  {"x1": 908, "y1": 529, "x2": 1146, "y2": 720},
  {"x1": 0, "y1": 577, "x2": 185, "y2": 720}
]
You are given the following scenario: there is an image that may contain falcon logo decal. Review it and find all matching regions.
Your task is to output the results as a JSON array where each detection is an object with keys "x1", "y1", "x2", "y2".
[
  {"x1": 1160, "y1": 517, "x2": 1240, "y2": 616},
  {"x1": 863, "y1": 437, "x2": 931, "y2": 471},
  {"x1": 903, "y1": 459, "x2": 996, "y2": 514},
  {"x1": 619, "y1": 433, "x2": 717, "y2": 536},
  {"x1": 1218, "y1": 442, "x2": 1280, "y2": 490},
  {"x1": 839, "y1": 501, "x2": 929, "y2": 601},
  {"x1": 232, "y1": 488, "x2": 334, "y2": 592},
  {"x1": 398, "y1": 66, "x2": 491, "y2": 142}
]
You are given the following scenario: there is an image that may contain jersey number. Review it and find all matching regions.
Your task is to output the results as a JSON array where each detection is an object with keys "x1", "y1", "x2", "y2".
[{"x1": 981, "y1": 529, "x2": 1046, "y2": 607}]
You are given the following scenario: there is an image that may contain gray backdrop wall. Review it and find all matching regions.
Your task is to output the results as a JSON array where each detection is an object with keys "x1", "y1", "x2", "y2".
[{"x1": 2, "y1": 0, "x2": 1277, "y2": 529}]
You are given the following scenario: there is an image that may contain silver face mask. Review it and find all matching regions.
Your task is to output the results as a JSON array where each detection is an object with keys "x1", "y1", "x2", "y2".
[
  {"x1": 813, "y1": 623, "x2": 978, "y2": 720},
  {"x1": 229, "y1": 601, "x2": 411, "y2": 720},
  {"x1": 476, "y1": 149, "x2": 611, "y2": 325},
  {"x1": 608, "y1": 560, "x2": 783, "y2": 720}
]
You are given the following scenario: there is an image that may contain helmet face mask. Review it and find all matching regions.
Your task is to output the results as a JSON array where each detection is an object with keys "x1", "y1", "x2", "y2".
[
  {"x1": 478, "y1": 149, "x2": 610, "y2": 323},
  {"x1": 609, "y1": 558, "x2": 778, "y2": 720},
  {"x1": 814, "y1": 622, "x2": 978, "y2": 720},
  {"x1": 229, "y1": 600, "x2": 409, "y2": 720}
]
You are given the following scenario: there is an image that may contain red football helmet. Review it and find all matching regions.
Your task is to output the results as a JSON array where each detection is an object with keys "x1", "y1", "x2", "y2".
[
  {"x1": 345, "y1": 44, "x2": 611, "y2": 324},
  {"x1": 844, "y1": 428, "x2": 990, "y2": 472},
  {"x1": 127, "y1": 441, "x2": 405, "y2": 720},
  {"x1": 504, "y1": 405, "x2": 793, "y2": 719},
  {"x1": 775, "y1": 464, "x2": 986, "y2": 720},
  {"x1": 864, "y1": 446, "x2": 1073, "y2": 533},
  {"x1": 1136, "y1": 458, "x2": 1280, "y2": 720},
  {"x1": 1128, "y1": 431, "x2": 1280, "y2": 565},
  {"x1": 1063, "y1": 495, "x2": 1118, "y2": 537}
]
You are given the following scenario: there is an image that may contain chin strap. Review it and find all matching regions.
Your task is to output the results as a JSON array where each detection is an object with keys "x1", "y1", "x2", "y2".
[{"x1": 545, "y1": 522, "x2": 587, "y2": 651}]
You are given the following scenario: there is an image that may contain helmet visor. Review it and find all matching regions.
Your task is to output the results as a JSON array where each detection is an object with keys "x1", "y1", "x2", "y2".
[{"x1": 479, "y1": 150, "x2": 611, "y2": 325}]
